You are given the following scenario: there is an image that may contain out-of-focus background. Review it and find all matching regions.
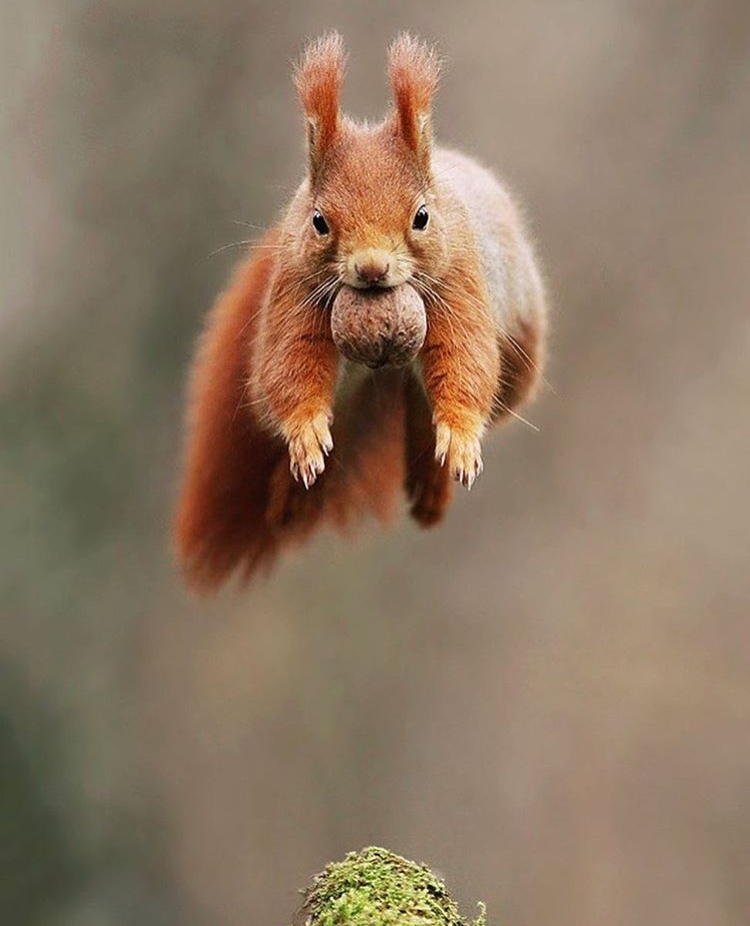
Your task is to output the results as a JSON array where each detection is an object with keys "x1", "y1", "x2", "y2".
[{"x1": 3, "y1": 1, "x2": 750, "y2": 924}]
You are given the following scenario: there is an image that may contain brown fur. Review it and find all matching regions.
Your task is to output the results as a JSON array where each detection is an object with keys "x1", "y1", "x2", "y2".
[
  {"x1": 493, "y1": 318, "x2": 544, "y2": 422},
  {"x1": 404, "y1": 373, "x2": 453, "y2": 526},
  {"x1": 173, "y1": 32, "x2": 547, "y2": 589}
]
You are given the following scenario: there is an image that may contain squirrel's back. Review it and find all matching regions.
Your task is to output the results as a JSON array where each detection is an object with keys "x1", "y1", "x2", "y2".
[{"x1": 434, "y1": 147, "x2": 547, "y2": 338}]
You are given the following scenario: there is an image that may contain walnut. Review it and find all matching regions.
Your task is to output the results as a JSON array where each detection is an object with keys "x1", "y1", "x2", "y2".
[{"x1": 330, "y1": 283, "x2": 427, "y2": 368}]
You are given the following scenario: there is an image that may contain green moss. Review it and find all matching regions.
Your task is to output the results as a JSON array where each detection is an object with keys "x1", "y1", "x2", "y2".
[{"x1": 297, "y1": 847, "x2": 487, "y2": 926}]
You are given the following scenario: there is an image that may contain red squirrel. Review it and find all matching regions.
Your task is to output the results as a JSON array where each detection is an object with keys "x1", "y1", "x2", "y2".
[{"x1": 174, "y1": 32, "x2": 547, "y2": 590}]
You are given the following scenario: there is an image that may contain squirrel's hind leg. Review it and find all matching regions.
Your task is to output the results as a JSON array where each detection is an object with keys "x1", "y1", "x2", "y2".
[
  {"x1": 404, "y1": 375, "x2": 453, "y2": 527},
  {"x1": 492, "y1": 316, "x2": 545, "y2": 423},
  {"x1": 265, "y1": 457, "x2": 326, "y2": 531}
]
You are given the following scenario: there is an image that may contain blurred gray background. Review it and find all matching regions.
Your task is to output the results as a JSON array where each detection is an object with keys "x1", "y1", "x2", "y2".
[{"x1": 3, "y1": 1, "x2": 750, "y2": 924}]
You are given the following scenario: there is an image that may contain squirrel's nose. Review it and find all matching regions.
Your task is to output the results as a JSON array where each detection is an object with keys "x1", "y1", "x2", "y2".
[
  {"x1": 355, "y1": 260, "x2": 390, "y2": 286},
  {"x1": 349, "y1": 249, "x2": 391, "y2": 287}
]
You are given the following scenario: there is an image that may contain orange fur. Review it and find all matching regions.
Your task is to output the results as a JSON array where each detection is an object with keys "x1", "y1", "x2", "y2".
[
  {"x1": 294, "y1": 32, "x2": 346, "y2": 181},
  {"x1": 173, "y1": 233, "x2": 285, "y2": 589},
  {"x1": 173, "y1": 32, "x2": 547, "y2": 589},
  {"x1": 388, "y1": 34, "x2": 441, "y2": 171}
]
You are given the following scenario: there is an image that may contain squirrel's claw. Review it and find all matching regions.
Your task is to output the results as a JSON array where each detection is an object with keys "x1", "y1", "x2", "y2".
[
  {"x1": 434, "y1": 420, "x2": 484, "y2": 490},
  {"x1": 287, "y1": 410, "x2": 334, "y2": 489}
]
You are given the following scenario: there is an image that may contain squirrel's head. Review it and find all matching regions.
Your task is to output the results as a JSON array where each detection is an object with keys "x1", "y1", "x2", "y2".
[{"x1": 291, "y1": 32, "x2": 448, "y2": 290}]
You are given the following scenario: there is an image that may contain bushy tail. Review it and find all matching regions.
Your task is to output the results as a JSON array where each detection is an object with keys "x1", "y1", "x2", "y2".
[{"x1": 173, "y1": 235, "x2": 287, "y2": 589}]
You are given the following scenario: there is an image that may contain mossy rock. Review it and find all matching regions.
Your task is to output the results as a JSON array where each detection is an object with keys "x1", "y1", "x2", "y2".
[{"x1": 295, "y1": 847, "x2": 486, "y2": 926}]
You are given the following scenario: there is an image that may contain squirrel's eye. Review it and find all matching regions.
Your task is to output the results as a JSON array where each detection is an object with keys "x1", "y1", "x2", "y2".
[
  {"x1": 312, "y1": 210, "x2": 330, "y2": 235},
  {"x1": 412, "y1": 205, "x2": 429, "y2": 230}
]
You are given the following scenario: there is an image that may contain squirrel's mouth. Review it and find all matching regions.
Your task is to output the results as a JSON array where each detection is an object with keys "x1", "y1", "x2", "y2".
[
  {"x1": 342, "y1": 281, "x2": 397, "y2": 294},
  {"x1": 343, "y1": 278, "x2": 399, "y2": 291},
  {"x1": 340, "y1": 255, "x2": 412, "y2": 291}
]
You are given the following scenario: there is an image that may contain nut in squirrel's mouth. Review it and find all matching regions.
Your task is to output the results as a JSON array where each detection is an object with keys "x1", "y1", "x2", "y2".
[{"x1": 330, "y1": 282, "x2": 427, "y2": 369}]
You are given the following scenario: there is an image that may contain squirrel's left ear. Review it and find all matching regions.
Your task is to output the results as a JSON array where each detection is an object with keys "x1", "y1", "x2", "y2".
[
  {"x1": 294, "y1": 32, "x2": 347, "y2": 183},
  {"x1": 388, "y1": 34, "x2": 441, "y2": 174}
]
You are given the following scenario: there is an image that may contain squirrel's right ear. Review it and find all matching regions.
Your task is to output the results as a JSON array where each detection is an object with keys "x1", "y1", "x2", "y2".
[{"x1": 294, "y1": 32, "x2": 347, "y2": 182}]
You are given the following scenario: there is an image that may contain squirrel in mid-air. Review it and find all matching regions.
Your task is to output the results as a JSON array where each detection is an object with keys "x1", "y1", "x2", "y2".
[{"x1": 174, "y1": 32, "x2": 548, "y2": 590}]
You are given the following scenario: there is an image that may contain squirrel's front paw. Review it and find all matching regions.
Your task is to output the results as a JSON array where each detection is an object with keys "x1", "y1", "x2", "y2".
[
  {"x1": 434, "y1": 417, "x2": 484, "y2": 490},
  {"x1": 284, "y1": 410, "x2": 334, "y2": 489}
]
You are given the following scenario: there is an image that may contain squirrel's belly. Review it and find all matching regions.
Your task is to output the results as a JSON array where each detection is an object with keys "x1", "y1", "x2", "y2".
[
  {"x1": 334, "y1": 360, "x2": 411, "y2": 408},
  {"x1": 334, "y1": 358, "x2": 372, "y2": 407}
]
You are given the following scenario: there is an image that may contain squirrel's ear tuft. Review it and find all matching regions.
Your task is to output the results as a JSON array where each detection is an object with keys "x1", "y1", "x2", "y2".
[
  {"x1": 388, "y1": 33, "x2": 441, "y2": 172},
  {"x1": 294, "y1": 32, "x2": 347, "y2": 181}
]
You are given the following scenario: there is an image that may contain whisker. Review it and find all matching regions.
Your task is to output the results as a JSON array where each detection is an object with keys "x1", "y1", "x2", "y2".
[
  {"x1": 495, "y1": 402, "x2": 540, "y2": 432},
  {"x1": 204, "y1": 240, "x2": 287, "y2": 260},
  {"x1": 231, "y1": 219, "x2": 265, "y2": 230},
  {"x1": 204, "y1": 239, "x2": 255, "y2": 258}
]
